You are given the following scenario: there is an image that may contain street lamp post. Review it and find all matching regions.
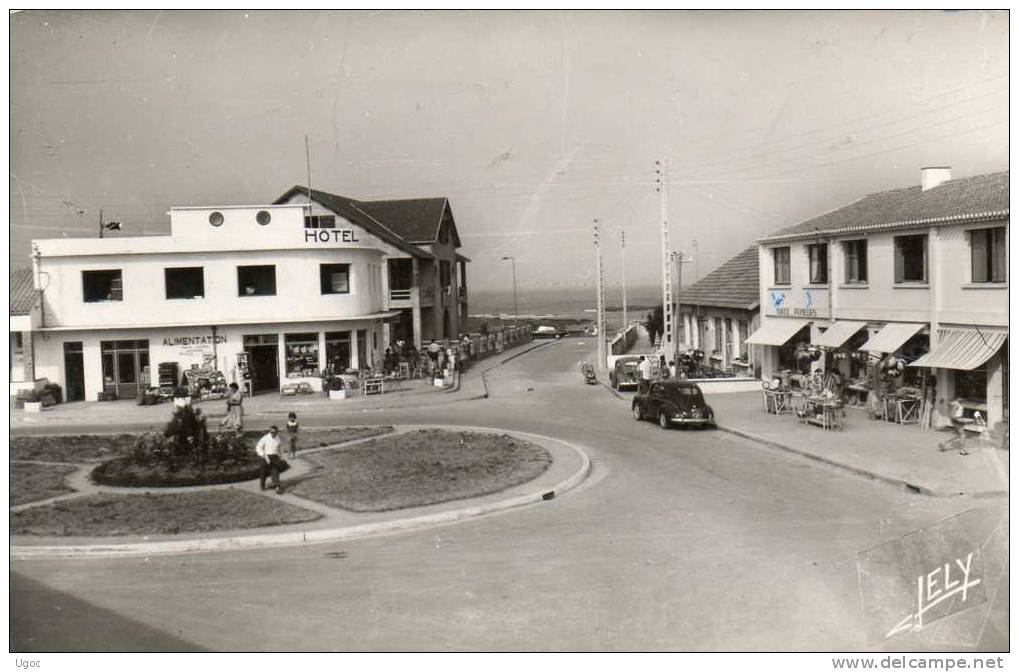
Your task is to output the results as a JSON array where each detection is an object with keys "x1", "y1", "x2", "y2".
[{"x1": 500, "y1": 256, "x2": 519, "y2": 325}]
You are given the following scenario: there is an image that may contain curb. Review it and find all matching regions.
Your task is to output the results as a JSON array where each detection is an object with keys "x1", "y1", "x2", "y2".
[
  {"x1": 715, "y1": 425, "x2": 1006, "y2": 499},
  {"x1": 10, "y1": 426, "x2": 593, "y2": 560}
]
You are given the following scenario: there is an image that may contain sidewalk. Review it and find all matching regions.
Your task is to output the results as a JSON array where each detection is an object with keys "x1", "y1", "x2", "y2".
[
  {"x1": 10, "y1": 340, "x2": 537, "y2": 435},
  {"x1": 710, "y1": 391, "x2": 1008, "y2": 497}
]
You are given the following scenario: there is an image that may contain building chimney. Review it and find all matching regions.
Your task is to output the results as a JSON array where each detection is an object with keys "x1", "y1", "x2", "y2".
[{"x1": 921, "y1": 166, "x2": 952, "y2": 191}]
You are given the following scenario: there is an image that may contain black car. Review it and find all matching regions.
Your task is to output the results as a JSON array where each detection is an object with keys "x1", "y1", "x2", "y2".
[
  {"x1": 609, "y1": 356, "x2": 642, "y2": 390},
  {"x1": 632, "y1": 379, "x2": 716, "y2": 429}
]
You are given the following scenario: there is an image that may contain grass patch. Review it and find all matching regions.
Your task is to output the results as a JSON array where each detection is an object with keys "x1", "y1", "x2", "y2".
[
  {"x1": 242, "y1": 426, "x2": 394, "y2": 450},
  {"x1": 10, "y1": 489, "x2": 322, "y2": 537},
  {"x1": 292, "y1": 429, "x2": 552, "y2": 512},
  {"x1": 10, "y1": 462, "x2": 79, "y2": 506},
  {"x1": 10, "y1": 434, "x2": 138, "y2": 464}
]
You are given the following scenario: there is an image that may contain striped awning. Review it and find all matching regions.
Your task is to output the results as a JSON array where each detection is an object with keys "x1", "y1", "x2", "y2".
[
  {"x1": 859, "y1": 322, "x2": 926, "y2": 353},
  {"x1": 812, "y1": 320, "x2": 867, "y2": 348},
  {"x1": 908, "y1": 329, "x2": 1007, "y2": 370},
  {"x1": 746, "y1": 318, "x2": 811, "y2": 346}
]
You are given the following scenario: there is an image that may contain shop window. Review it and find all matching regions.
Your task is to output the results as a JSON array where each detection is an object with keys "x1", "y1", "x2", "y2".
[
  {"x1": 955, "y1": 368, "x2": 987, "y2": 402},
  {"x1": 894, "y1": 234, "x2": 927, "y2": 283},
  {"x1": 772, "y1": 247, "x2": 790, "y2": 285},
  {"x1": 970, "y1": 227, "x2": 1006, "y2": 283},
  {"x1": 320, "y1": 264, "x2": 351, "y2": 294},
  {"x1": 325, "y1": 331, "x2": 351, "y2": 372},
  {"x1": 843, "y1": 240, "x2": 867, "y2": 283},
  {"x1": 83, "y1": 270, "x2": 123, "y2": 302},
  {"x1": 304, "y1": 215, "x2": 336, "y2": 229},
  {"x1": 285, "y1": 333, "x2": 319, "y2": 378},
  {"x1": 165, "y1": 267, "x2": 205, "y2": 300},
  {"x1": 238, "y1": 265, "x2": 276, "y2": 296},
  {"x1": 243, "y1": 333, "x2": 278, "y2": 346},
  {"x1": 807, "y1": 243, "x2": 828, "y2": 284}
]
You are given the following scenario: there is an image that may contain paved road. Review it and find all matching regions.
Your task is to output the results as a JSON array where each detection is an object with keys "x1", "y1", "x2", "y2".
[{"x1": 10, "y1": 338, "x2": 1007, "y2": 651}]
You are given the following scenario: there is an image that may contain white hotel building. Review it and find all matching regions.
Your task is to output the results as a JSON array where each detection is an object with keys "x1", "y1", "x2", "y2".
[
  {"x1": 11, "y1": 187, "x2": 469, "y2": 401},
  {"x1": 749, "y1": 168, "x2": 1008, "y2": 428}
]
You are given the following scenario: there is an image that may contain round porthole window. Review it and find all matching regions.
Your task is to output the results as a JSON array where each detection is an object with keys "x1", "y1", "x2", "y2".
[
  {"x1": 256, "y1": 210, "x2": 271, "y2": 226},
  {"x1": 209, "y1": 211, "x2": 224, "y2": 227}
]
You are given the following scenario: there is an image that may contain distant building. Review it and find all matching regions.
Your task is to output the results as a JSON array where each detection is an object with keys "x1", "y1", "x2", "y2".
[
  {"x1": 13, "y1": 187, "x2": 469, "y2": 402},
  {"x1": 677, "y1": 246, "x2": 760, "y2": 377},
  {"x1": 750, "y1": 168, "x2": 1008, "y2": 428}
]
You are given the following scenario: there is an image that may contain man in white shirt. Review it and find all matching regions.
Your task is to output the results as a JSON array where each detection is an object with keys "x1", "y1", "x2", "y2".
[
  {"x1": 637, "y1": 355, "x2": 653, "y2": 383},
  {"x1": 256, "y1": 425, "x2": 284, "y2": 493}
]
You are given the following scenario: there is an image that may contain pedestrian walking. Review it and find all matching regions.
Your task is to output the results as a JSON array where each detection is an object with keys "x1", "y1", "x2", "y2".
[
  {"x1": 637, "y1": 355, "x2": 652, "y2": 383},
  {"x1": 219, "y1": 382, "x2": 244, "y2": 432},
  {"x1": 285, "y1": 412, "x2": 299, "y2": 459},
  {"x1": 256, "y1": 425, "x2": 284, "y2": 494},
  {"x1": 939, "y1": 398, "x2": 972, "y2": 455},
  {"x1": 427, "y1": 339, "x2": 441, "y2": 365},
  {"x1": 668, "y1": 360, "x2": 677, "y2": 379}
]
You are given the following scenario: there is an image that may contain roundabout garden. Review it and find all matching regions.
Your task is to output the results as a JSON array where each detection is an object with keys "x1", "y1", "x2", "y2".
[{"x1": 10, "y1": 405, "x2": 554, "y2": 539}]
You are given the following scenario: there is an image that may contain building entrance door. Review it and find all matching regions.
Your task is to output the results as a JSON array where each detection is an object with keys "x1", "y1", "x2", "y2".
[
  {"x1": 244, "y1": 344, "x2": 279, "y2": 393},
  {"x1": 100, "y1": 339, "x2": 149, "y2": 399},
  {"x1": 63, "y1": 341, "x2": 85, "y2": 402}
]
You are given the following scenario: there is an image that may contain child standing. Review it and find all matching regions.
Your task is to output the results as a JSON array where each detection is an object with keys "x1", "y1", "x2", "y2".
[{"x1": 285, "y1": 412, "x2": 299, "y2": 459}]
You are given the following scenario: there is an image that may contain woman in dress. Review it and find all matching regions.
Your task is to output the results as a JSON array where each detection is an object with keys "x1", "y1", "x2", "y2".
[{"x1": 219, "y1": 382, "x2": 244, "y2": 432}]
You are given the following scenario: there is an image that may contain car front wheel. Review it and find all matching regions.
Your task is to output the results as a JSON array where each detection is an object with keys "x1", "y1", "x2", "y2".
[
  {"x1": 659, "y1": 411, "x2": 671, "y2": 430},
  {"x1": 632, "y1": 403, "x2": 643, "y2": 421}
]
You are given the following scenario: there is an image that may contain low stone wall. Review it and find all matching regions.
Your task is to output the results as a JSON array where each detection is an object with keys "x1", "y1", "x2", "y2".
[
  {"x1": 609, "y1": 324, "x2": 639, "y2": 356},
  {"x1": 461, "y1": 326, "x2": 532, "y2": 368}
]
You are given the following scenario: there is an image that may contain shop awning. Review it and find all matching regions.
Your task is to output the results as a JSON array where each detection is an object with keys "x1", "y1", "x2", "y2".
[
  {"x1": 745, "y1": 318, "x2": 811, "y2": 346},
  {"x1": 908, "y1": 329, "x2": 1007, "y2": 371},
  {"x1": 859, "y1": 322, "x2": 925, "y2": 354},
  {"x1": 812, "y1": 320, "x2": 867, "y2": 348}
]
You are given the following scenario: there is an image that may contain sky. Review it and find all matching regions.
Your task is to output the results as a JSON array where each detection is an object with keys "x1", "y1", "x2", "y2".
[{"x1": 9, "y1": 10, "x2": 1009, "y2": 295}]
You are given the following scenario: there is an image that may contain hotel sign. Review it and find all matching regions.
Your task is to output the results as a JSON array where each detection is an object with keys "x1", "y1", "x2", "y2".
[
  {"x1": 304, "y1": 229, "x2": 361, "y2": 244},
  {"x1": 767, "y1": 289, "x2": 826, "y2": 319}
]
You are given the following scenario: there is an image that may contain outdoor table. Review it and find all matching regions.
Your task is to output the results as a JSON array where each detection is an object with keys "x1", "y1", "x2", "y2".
[
  {"x1": 762, "y1": 389, "x2": 793, "y2": 414},
  {"x1": 361, "y1": 376, "x2": 384, "y2": 396},
  {"x1": 798, "y1": 396, "x2": 844, "y2": 431}
]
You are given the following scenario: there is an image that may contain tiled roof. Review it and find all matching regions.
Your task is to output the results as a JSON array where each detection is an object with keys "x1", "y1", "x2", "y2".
[
  {"x1": 273, "y1": 186, "x2": 434, "y2": 259},
  {"x1": 356, "y1": 198, "x2": 450, "y2": 244},
  {"x1": 761, "y1": 171, "x2": 1009, "y2": 243},
  {"x1": 10, "y1": 268, "x2": 36, "y2": 316},
  {"x1": 679, "y1": 246, "x2": 760, "y2": 311}
]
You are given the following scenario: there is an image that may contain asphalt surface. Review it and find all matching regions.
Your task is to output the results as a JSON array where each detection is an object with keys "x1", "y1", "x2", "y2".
[{"x1": 10, "y1": 338, "x2": 1008, "y2": 651}]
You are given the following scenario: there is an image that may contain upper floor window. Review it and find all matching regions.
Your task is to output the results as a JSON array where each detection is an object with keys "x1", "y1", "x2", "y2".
[
  {"x1": 772, "y1": 247, "x2": 790, "y2": 285},
  {"x1": 82, "y1": 270, "x2": 123, "y2": 302},
  {"x1": 894, "y1": 234, "x2": 928, "y2": 283},
  {"x1": 843, "y1": 240, "x2": 868, "y2": 283},
  {"x1": 807, "y1": 243, "x2": 828, "y2": 284},
  {"x1": 237, "y1": 265, "x2": 276, "y2": 296},
  {"x1": 304, "y1": 215, "x2": 336, "y2": 229},
  {"x1": 320, "y1": 263, "x2": 351, "y2": 294},
  {"x1": 165, "y1": 267, "x2": 205, "y2": 300},
  {"x1": 970, "y1": 227, "x2": 1006, "y2": 283}
]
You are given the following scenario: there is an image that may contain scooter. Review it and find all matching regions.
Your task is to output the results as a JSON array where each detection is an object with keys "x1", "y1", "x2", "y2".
[{"x1": 580, "y1": 362, "x2": 598, "y2": 385}]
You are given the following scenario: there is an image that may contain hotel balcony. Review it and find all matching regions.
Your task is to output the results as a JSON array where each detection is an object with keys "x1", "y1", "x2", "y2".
[{"x1": 387, "y1": 286, "x2": 434, "y2": 309}]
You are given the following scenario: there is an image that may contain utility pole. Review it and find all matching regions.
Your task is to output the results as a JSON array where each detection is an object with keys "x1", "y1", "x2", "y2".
[
  {"x1": 98, "y1": 209, "x2": 104, "y2": 239},
  {"x1": 671, "y1": 249, "x2": 693, "y2": 363},
  {"x1": 500, "y1": 256, "x2": 519, "y2": 325},
  {"x1": 594, "y1": 219, "x2": 606, "y2": 372},
  {"x1": 620, "y1": 227, "x2": 628, "y2": 331},
  {"x1": 655, "y1": 159, "x2": 674, "y2": 359},
  {"x1": 692, "y1": 238, "x2": 699, "y2": 283}
]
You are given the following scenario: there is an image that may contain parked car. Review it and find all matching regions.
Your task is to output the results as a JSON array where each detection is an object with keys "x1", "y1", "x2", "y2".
[
  {"x1": 609, "y1": 356, "x2": 642, "y2": 390},
  {"x1": 632, "y1": 380, "x2": 716, "y2": 429},
  {"x1": 532, "y1": 325, "x2": 567, "y2": 339}
]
